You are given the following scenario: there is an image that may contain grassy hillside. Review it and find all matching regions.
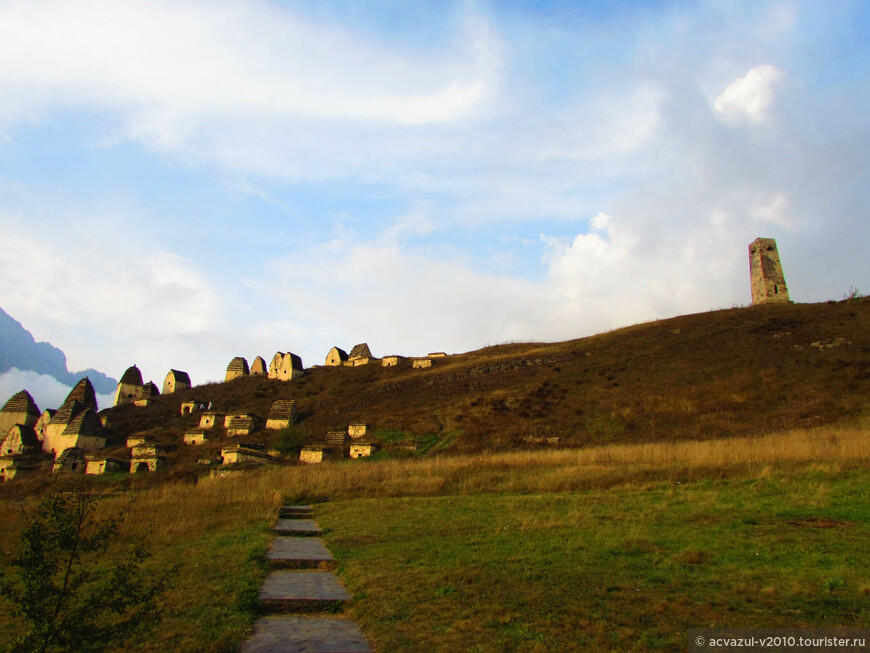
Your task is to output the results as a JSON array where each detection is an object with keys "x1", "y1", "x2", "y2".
[
  {"x1": 1, "y1": 425, "x2": 867, "y2": 652},
  {"x1": 96, "y1": 298, "x2": 870, "y2": 467}
]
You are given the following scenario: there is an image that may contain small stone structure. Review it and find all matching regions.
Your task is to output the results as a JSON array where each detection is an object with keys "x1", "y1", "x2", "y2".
[
  {"x1": 348, "y1": 343, "x2": 372, "y2": 360},
  {"x1": 0, "y1": 390, "x2": 41, "y2": 436},
  {"x1": 221, "y1": 444, "x2": 278, "y2": 466},
  {"x1": 45, "y1": 406, "x2": 105, "y2": 457},
  {"x1": 428, "y1": 352, "x2": 447, "y2": 358},
  {"x1": 325, "y1": 347, "x2": 349, "y2": 367},
  {"x1": 53, "y1": 447, "x2": 86, "y2": 473},
  {"x1": 381, "y1": 355, "x2": 404, "y2": 367},
  {"x1": 299, "y1": 446, "x2": 331, "y2": 464},
  {"x1": 1, "y1": 424, "x2": 40, "y2": 456},
  {"x1": 85, "y1": 457, "x2": 128, "y2": 475},
  {"x1": 184, "y1": 429, "x2": 208, "y2": 445},
  {"x1": 349, "y1": 442, "x2": 379, "y2": 459},
  {"x1": 749, "y1": 237, "x2": 791, "y2": 305},
  {"x1": 0, "y1": 457, "x2": 37, "y2": 481},
  {"x1": 133, "y1": 381, "x2": 160, "y2": 407},
  {"x1": 347, "y1": 423, "x2": 367, "y2": 439},
  {"x1": 34, "y1": 409, "x2": 56, "y2": 441},
  {"x1": 180, "y1": 401, "x2": 199, "y2": 416},
  {"x1": 250, "y1": 356, "x2": 268, "y2": 376},
  {"x1": 226, "y1": 357, "x2": 250, "y2": 382},
  {"x1": 227, "y1": 416, "x2": 257, "y2": 437},
  {"x1": 199, "y1": 412, "x2": 224, "y2": 429},
  {"x1": 163, "y1": 369, "x2": 191, "y2": 394},
  {"x1": 126, "y1": 434, "x2": 150, "y2": 448},
  {"x1": 130, "y1": 444, "x2": 164, "y2": 473},
  {"x1": 224, "y1": 412, "x2": 252, "y2": 427},
  {"x1": 346, "y1": 343, "x2": 375, "y2": 366},
  {"x1": 269, "y1": 352, "x2": 304, "y2": 381},
  {"x1": 114, "y1": 365, "x2": 145, "y2": 406},
  {"x1": 43, "y1": 399, "x2": 83, "y2": 454},
  {"x1": 412, "y1": 358, "x2": 432, "y2": 369},
  {"x1": 266, "y1": 400, "x2": 297, "y2": 430},
  {"x1": 325, "y1": 430, "x2": 349, "y2": 449}
]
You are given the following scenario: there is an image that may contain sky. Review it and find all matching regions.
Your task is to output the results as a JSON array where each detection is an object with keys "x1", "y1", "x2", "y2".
[{"x1": 0, "y1": 0, "x2": 868, "y2": 407}]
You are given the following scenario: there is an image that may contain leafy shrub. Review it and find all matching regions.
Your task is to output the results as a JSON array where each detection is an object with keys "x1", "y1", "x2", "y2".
[{"x1": 0, "y1": 481, "x2": 174, "y2": 653}]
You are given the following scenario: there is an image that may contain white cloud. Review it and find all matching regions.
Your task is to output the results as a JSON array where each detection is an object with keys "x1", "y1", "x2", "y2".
[
  {"x1": 538, "y1": 85, "x2": 664, "y2": 160},
  {"x1": 0, "y1": 1, "x2": 866, "y2": 386},
  {"x1": 0, "y1": 368, "x2": 113, "y2": 413},
  {"x1": 714, "y1": 64, "x2": 783, "y2": 124},
  {"x1": 380, "y1": 213, "x2": 437, "y2": 244},
  {"x1": 0, "y1": 0, "x2": 500, "y2": 133},
  {"x1": 750, "y1": 192, "x2": 792, "y2": 228},
  {"x1": 254, "y1": 207, "x2": 754, "y2": 365},
  {"x1": 0, "y1": 210, "x2": 219, "y2": 378}
]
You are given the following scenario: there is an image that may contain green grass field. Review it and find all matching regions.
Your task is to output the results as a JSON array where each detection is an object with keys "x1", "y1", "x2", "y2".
[{"x1": 320, "y1": 470, "x2": 869, "y2": 652}]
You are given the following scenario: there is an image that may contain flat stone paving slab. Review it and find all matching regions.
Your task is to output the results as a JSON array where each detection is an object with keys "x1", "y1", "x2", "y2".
[
  {"x1": 275, "y1": 519, "x2": 322, "y2": 536},
  {"x1": 279, "y1": 512, "x2": 315, "y2": 520},
  {"x1": 280, "y1": 505, "x2": 314, "y2": 517},
  {"x1": 241, "y1": 615, "x2": 372, "y2": 653},
  {"x1": 260, "y1": 571, "x2": 351, "y2": 611},
  {"x1": 268, "y1": 538, "x2": 334, "y2": 568}
]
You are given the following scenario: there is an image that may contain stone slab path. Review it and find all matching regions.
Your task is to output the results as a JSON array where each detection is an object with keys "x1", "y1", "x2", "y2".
[
  {"x1": 241, "y1": 616, "x2": 371, "y2": 653},
  {"x1": 259, "y1": 571, "x2": 351, "y2": 611},
  {"x1": 242, "y1": 505, "x2": 372, "y2": 653},
  {"x1": 267, "y1": 538, "x2": 335, "y2": 569},
  {"x1": 275, "y1": 518, "x2": 323, "y2": 536},
  {"x1": 280, "y1": 505, "x2": 315, "y2": 519}
]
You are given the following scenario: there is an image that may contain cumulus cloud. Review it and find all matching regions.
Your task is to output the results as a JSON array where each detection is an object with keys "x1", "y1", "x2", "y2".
[
  {"x1": 0, "y1": 368, "x2": 113, "y2": 412},
  {"x1": 714, "y1": 64, "x2": 783, "y2": 124},
  {"x1": 0, "y1": 210, "x2": 219, "y2": 379},
  {"x1": 254, "y1": 205, "x2": 755, "y2": 367}
]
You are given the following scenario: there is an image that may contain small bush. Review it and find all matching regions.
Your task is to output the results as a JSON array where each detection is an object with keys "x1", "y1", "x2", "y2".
[
  {"x1": 0, "y1": 481, "x2": 174, "y2": 653},
  {"x1": 843, "y1": 286, "x2": 865, "y2": 301}
]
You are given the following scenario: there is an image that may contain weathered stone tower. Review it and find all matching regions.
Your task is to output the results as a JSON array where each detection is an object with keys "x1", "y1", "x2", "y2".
[{"x1": 749, "y1": 237, "x2": 790, "y2": 305}]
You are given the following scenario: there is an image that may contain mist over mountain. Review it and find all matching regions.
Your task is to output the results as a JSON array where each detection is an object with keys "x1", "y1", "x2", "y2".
[{"x1": 0, "y1": 307, "x2": 117, "y2": 395}]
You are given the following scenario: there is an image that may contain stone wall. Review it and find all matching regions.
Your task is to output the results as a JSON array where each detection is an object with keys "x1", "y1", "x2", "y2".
[
  {"x1": 85, "y1": 458, "x2": 127, "y2": 475},
  {"x1": 221, "y1": 445, "x2": 277, "y2": 465},
  {"x1": 349, "y1": 443, "x2": 378, "y2": 459},
  {"x1": 130, "y1": 457, "x2": 163, "y2": 473},
  {"x1": 300, "y1": 447, "x2": 328, "y2": 464},
  {"x1": 180, "y1": 401, "x2": 198, "y2": 416},
  {"x1": 348, "y1": 423, "x2": 367, "y2": 438},
  {"x1": 199, "y1": 412, "x2": 223, "y2": 429},
  {"x1": 184, "y1": 430, "x2": 207, "y2": 445}
]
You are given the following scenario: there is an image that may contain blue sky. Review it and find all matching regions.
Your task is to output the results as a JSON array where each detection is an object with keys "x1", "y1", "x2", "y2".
[{"x1": 0, "y1": 0, "x2": 868, "y2": 406}]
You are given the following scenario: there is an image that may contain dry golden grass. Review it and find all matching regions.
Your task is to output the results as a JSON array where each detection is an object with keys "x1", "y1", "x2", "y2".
[
  {"x1": 5, "y1": 423, "x2": 863, "y2": 576},
  {"x1": 134, "y1": 424, "x2": 870, "y2": 512}
]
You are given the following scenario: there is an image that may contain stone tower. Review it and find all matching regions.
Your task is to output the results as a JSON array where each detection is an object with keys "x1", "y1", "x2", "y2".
[{"x1": 748, "y1": 237, "x2": 790, "y2": 305}]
